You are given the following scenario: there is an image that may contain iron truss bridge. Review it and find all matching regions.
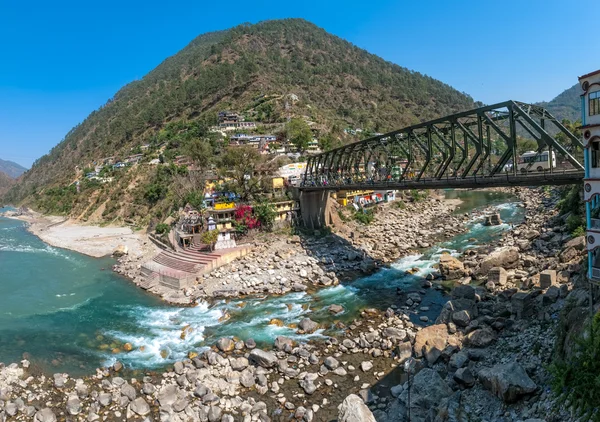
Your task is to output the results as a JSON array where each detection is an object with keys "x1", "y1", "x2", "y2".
[{"x1": 301, "y1": 101, "x2": 584, "y2": 191}]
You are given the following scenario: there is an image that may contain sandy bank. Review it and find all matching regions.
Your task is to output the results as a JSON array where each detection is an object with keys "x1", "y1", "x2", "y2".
[{"x1": 3, "y1": 210, "x2": 149, "y2": 258}]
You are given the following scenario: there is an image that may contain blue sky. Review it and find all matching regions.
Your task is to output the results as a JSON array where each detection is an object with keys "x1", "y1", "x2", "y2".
[{"x1": 1, "y1": 0, "x2": 598, "y2": 168}]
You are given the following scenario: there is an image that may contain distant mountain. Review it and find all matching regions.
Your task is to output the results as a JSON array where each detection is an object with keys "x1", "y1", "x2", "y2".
[
  {"x1": 0, "y1": 158, "x2": 27, "y2": 179},
  {"x1": 537, "y1": 83, "x2": 581, "y2": 123}
]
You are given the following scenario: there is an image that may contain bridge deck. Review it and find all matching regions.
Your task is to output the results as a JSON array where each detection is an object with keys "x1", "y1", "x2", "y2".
[{"x1": 299, "y1": 170, "x2": 584, "y2": 191}]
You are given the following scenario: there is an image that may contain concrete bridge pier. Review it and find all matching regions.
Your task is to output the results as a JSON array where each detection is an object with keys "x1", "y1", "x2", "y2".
[{"x1": 299, "y1": 190, "x2": 335, "y2": 230}]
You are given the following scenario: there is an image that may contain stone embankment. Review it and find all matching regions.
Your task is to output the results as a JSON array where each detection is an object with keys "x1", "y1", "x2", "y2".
[
  {"x1": 0, "y1": 188, "x2": 590, "y2": 421},
  {"x1": 114, "y1": 195, "x2": 468, "y2": 304}
]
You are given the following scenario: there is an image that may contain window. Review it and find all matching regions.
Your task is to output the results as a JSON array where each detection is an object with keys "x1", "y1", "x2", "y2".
[
  {"x1": 590, "y1": 90, "x2": 600, "y2": 116},
  {"x1": 593, "y1": 142, "x2": 600, "y2": 168}
]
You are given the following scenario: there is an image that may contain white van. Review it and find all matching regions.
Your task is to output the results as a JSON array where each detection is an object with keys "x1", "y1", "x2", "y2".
[{"x1": 517, "y1": 151, "x2": 556, "y2": 172}]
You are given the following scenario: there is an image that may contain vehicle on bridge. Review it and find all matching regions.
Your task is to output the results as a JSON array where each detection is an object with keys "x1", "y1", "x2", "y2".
[{"x1": 517, "y1": 151, "x2": 556, "y2": 173}]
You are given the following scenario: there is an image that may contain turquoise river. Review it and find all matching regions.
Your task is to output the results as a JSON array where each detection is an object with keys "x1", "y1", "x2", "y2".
[{"x1": 0, "y1": 190, "x2": 524, "y2": 376}]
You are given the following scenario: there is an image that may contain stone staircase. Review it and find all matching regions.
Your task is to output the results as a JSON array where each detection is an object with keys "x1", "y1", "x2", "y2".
[{"x1": 139, "y1": 272, "x2": 159, "y2": 290}]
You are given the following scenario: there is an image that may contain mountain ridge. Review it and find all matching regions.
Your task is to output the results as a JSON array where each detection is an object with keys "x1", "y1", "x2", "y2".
[
  {"x1": 4, "y1": 18, "x2": 477, "y2": 224},
  {"x1": 0, "y1": 158, "x2": 27, "y2": 179},
  {"x1": 536, "y1": 83, "x2": 581, "y2": 122}
]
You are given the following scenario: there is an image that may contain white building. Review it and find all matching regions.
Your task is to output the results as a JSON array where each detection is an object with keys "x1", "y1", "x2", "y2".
[{"x1": 581, "y1": 69, "x2": 600, "y2": 280}]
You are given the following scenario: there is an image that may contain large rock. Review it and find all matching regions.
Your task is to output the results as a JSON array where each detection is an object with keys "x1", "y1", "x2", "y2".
[
  {"x1": 438, "y1": 254, "x2": 465, "y2": 280},
  {"x1": 559, "y1": 247, "x2": 579, "y2": 263},
  {"x1": 488, "y1": 267, "x2": 507, "y2": 286},
  {"x1": 216, "y1": 337, "x2": 235, "y2": 352},
  {"x1": 565, "y1": 235, "x2": 585, "y2": 251},
  {"x1": 436, "y1": 295, "x2": 477, "y2": 325},
  {"x1": 112, "y1": 245, "x2": 128, "y2": 257},
  {"x1": 129, "y1": 397, "x2": 151, "y2": 416},
  {"x1": 484, "y1": 213, "x2": 502, "y2": 226},
  {"x1": 34, "y1": 408, "x2": 57, "y2": 422},
  {"x1": 465, "y1": 328, "x2": 496, "y2": 348},
  {"x1": 328, "y1": 304, "x2": 344, "y2": 314},
  {"x1": 338, "y1": 394, "x2": 376, "y2": 422},
  {"x1": 511, "y1": 291, "x2": 535, "y2": 318},
  {"x1": 248, "y1": 349, "x2": 278, "y2": 368},
  {"x1": 399, "y1": 369, "x2": 452, "y2": 421},
  {"x1": 539, "y1": 270, "x2": 556, "y2": 289},
  {"x1": 413, "y1": 324, "x2": 448, "y2": 364},
  {"x1": 478, "y1": 362, "x2": 537, "y2": 403},
  {"x1": 298, "y1": 318, "x2": 318, "y2": 334},
  {"x1": 274, "y1": 336, "x2": 294, "y2": 351},
  {"x1": 384, "y1": 327, "x2": 407, "y2": 342},
  {"x1": 478, "y1": 247, "x2": 519, "y2": 275}
]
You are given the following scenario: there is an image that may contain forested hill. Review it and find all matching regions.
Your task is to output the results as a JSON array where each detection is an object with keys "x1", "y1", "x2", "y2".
[
  {"x1": 537, "y1": 83, "x2": 581, "y2": 122},
  {"x1": 0, "y1": 159, "x2": 27, "y2": 179},
  {"x1": 4, "y1": 18, "x2": 476, "y2": 224},
  {"x1": 0, "y1": 172, "x2": 15, "y2": 198}
]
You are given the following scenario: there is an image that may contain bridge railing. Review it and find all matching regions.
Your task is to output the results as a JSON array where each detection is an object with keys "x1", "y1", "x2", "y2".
[{"x1": 301, "y1": 100, "x2": 583, "y2": 190}]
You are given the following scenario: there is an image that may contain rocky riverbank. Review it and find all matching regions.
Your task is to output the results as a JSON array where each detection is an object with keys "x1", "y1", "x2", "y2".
[
  {"x1": 0, "y1": 187, "x2": 590, "y2": 422},
  {"x1": 115, "y1": 193, "x2": 469, "y2": 304}
]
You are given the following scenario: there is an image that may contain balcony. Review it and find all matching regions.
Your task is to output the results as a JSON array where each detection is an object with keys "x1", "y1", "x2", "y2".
[
  {"x1": 591, "y1": 218, "x2": 600, "y2": 230},
  {"x1": 592, "y1": 266, "x2": 600, "y2": 280}
]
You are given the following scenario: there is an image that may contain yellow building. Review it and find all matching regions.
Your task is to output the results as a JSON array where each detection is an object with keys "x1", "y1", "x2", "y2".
[
  {"x1": 271, "y1": 200, "x2": 300, "y2": 222},
  {"x1": 336, "y1": 190, "x2": 374, "y2": 206}
]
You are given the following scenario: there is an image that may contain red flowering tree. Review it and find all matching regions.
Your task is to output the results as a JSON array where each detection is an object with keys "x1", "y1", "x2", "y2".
[{"x1": 234, "y1": 205, "x2": 260, "y2": 233}]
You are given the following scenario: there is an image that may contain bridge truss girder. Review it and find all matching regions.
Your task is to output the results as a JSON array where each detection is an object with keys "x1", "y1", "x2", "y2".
[{"x1": 302, "y1": 100, "x2": 584, "y2": 190}]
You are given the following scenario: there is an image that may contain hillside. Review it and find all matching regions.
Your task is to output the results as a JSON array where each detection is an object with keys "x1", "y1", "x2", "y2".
[
  {"x1": 0, "y1": 158, "x2": 27, "y2": 179},
  {"x1": 0, "y1": 172, "x2": 15, "y2": 198},
  {"x1": 4, "y1": 18, "x2": 476, "y2": 225},
  {"x1": 537, "y1": 83, "x2": 581, "y2": 122}
]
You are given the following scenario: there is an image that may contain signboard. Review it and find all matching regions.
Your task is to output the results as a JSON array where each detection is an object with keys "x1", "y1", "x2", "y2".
[{"x1": 214, "y1": 202, "x2": 235, "y2": 210}]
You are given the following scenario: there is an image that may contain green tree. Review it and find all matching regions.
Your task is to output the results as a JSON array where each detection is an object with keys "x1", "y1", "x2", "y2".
[
  {"x1": 286, "y1": 118, "x2": 312, "y2": 152},
  {"x1": 183, "y1": 139, "x2": 213, "y2": 169},
  {"x1": 200, "y1": 229, "x2": 219, "y2": 251},
  {"x1": 319, "y1": 133, "x2": 342, "y2": 151},
  {"x1": 253, "y1": 202, "x2": 277, "y2": 231},
  {"x1": 218, "y1": 146, "x2": 266, "y2": 201}
]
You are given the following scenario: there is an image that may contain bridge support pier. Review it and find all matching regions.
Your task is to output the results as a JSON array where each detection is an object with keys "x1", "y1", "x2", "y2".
[{"x1": 299, "y1": 190, "x2": 335, "y2": 230}]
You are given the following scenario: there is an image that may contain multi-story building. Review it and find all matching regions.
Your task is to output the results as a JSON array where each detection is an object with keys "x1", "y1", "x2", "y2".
[{"x1": 581, "y1": 69, "x2": 600, "y2": 280}]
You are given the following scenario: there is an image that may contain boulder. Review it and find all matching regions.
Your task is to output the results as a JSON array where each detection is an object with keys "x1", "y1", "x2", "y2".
[
  {"x1": 438, "y1": 254, "x2": 465, "y2": 280},
  {"x1": 274, "y1": 336, "x2": 294, "y2": 351},
  {"x1": 436, "y1": 297, "x2": 477, "y2": 325},
  {"x1": 453, "y1": 367, "x2": 476, "y2": 387},
  {"x1": 478, "y1": 362, "x2": 537, "y2": 403},
  {"x1": 249, "y1": 349, "x2": 278, "y2": 368},
  {"x1": 338, "y1": 394, "x2": 376, "y2": 422},
  {"x1": 451, "y1": 310, "x2": 471, "y2": 327},
  {"x1": 511, "y1": 291, "x2": 535, "y2": 319},
  {"x1": 399, "y1": 369, "x2": 452, "y2": 421},
  {"x1": 413, "y1": 324, "x2": 448, "y2": 364},
  {"x1": 329, "y1": 304, "x2": 344, "y2": 314},
  {"x1": 559, "y1": 247, "x2": 579, "y2": 263},
  {"x1": 539, "y1": 270, "x2": 556, "y2": 289},
  {"x1": 34, "y1": 408, "x2": 57, "y2": 422},
  {"x1": 488, "y1": 267, "x2": 507, "y2": 286},
  {"x1": 216, "y1": 337, "x2": 235, "y2": 352},
  {"x1": 384, "y1": 327, "x2": 407, "y2": 342},
  {"x1": 465, "y1": 328, "x2": 496, "y2": 348},
  {"x1": 324, "y1": 356, "x2": 340, "y2": 370},
  {"x1": 452, "y1": 285, "x2": 476, "y2": 300},
  {"x1": 129, "y1": 397, "x2": 151, "y2": 416},
  {"x1": 565, "y1": 235, "x2": 585, "y2": 251},
  {"x1": 298, "y1": 318, "x2": 318, "y2": 334},
  {"x1": 478, "y1": 247, "x2": 519, "y2": 275},
  {"x1": 112, "y1": 245, "x2": 128, "y2": 257},
  {"x1": 484, "y1": 213, "x2": 502, "y2": 226}
]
